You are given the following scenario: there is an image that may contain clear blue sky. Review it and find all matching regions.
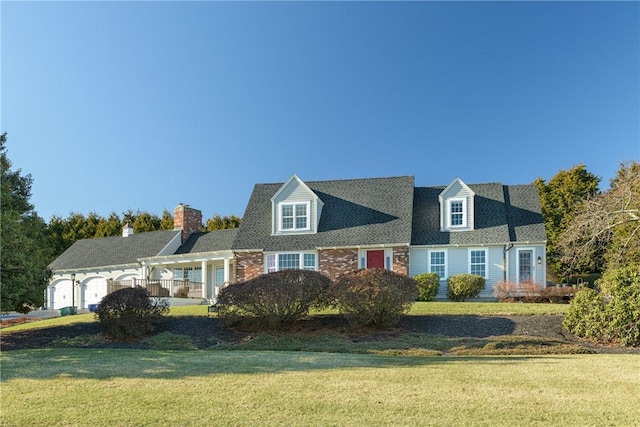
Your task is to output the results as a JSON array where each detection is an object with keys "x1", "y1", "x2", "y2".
[{"x1": 2, "y1": 1, "x2": 639, "y2": 222}]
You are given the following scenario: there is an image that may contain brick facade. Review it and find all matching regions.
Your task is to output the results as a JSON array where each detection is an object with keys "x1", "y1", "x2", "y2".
[
  {"x1": 235, "y1": 252, "x2": 264, "y2": 282},
  {"x1": 392, "y1": 246, "x2": 410, "y2": 275},
  {"x1": 173, "y1": 203, "x2": 203, "y2": 242},
  {"x1": 318, "y1": 248, "x2": 359, "y2": 281}
]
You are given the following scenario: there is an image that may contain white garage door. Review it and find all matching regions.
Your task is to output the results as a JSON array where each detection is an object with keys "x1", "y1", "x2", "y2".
[
  {"x1": 52, "y1": 280, "x2": 72, "y2": 310},
  {"x1": 83, "y1": 277, "x2": 107, "y2": 308}
]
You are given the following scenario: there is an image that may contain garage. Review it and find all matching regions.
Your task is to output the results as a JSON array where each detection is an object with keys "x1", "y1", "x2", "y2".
[{"x1": 82, "y1": 277, "x2": 107, "y2": 309}]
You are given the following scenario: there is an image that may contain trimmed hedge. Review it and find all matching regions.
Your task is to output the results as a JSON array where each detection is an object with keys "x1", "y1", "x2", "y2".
[
  {"x1": 217, "y1": 270, "x2": 332, "y2": 330},
  {"x1": 332, "y1": 268, "x2": 418, "y2": 328},
  {"x1": 414, "y1": 272, "x2": 440, "y2": 301},
  {"x1": 447, "y1": 274, "x2": 485, "y2": 301},
  {"x1": 95, "y1": 286, "x2": 169, "y2": 340}
]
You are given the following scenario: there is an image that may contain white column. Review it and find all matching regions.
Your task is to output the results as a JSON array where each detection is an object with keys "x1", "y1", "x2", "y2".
[
  {"x1": 223, "y1": 257, "x2": 230, "y2": 285},
  {"x1": 201, "y1": 260, "x2": 208, "y2": 299},
  {"x1": 142, "y1": 264, "x2": 148, "y2": 280}
]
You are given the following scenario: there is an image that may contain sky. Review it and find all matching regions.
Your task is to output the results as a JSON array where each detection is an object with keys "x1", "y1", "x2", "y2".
[{"x1": 2, "y1": 1, "x2": 639, "y2": 222}]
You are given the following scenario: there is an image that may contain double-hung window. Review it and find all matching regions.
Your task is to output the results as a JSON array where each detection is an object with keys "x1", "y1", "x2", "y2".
[
  {"x1": 469, "y1": 249, "x2": 487, "y2": 278},
  {"x1": 429, "y1": 251, "x2": 446, "y2": 279},
  {"x1": 266, "y1": 253, "x2": 317, "y2": 273},
  {"x1": 280, "y1": 202, "x2": 309, "y2": 231},
  {"x1": 448, "y1": 198, "x2": 466, "y2": 228}
]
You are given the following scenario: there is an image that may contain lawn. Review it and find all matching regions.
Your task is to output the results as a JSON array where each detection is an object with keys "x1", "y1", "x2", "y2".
[
  {"x1": 2, "y1": 302, "x2": 639, "y2": 425},
  {"x1": 2, "y1": 349, "x2": 639, "y2": 426}
]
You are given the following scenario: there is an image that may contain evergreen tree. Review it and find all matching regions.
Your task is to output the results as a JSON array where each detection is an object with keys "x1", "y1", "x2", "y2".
[{"x1": 1, "y1": 133, "x2": 52, "y2": 313}]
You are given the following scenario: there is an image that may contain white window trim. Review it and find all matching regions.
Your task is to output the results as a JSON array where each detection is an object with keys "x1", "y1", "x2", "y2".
[
  {"x1": 264, "y1": 252, "x2": 317, "y2": 273},
  {"x1": 468, "y1": 248, "x2": 488, "y2": 279},
  {"x1": 427, "y1": 249, "x2": 448, "y2": 279},
  {"x1": 278, "y1": 201, "x2": 311, "y2": 232},
  {"x1": 447, "y1": 198, "x2": 467, "y2": 228}
]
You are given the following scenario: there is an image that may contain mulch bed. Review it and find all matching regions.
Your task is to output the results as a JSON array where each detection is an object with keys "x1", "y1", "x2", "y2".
[{"x1": 1, "y1": 314, "x2": 638, "y2": 354}]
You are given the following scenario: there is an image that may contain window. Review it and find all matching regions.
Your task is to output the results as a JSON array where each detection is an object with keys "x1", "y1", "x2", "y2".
[
  {"x1": 265, "y1": 253, "x2": 316, "y2": 273},
  {"x1": 172, "y1": 267, "x2": 202, "y2": 283},
  {"x1": 448, "y1": 198, "x2": 466, "y2": 227},
  {"x1": 469, "y1": 249, "x2": 486, "y2": 278},
  {"x1": 280, "y1": 202, "x2": 309, "y2": 231},
  {"x1": 429, "y1": 251, "x2": 446, "y2": 279}
]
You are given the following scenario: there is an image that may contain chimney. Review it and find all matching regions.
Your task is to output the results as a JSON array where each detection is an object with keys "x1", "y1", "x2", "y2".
[
  {"x1": 174, "y1": 203, "x2": 203, "y2": 242},
  {"x1": 122, "y1": 221, "x2": 134, "y2": 237}
]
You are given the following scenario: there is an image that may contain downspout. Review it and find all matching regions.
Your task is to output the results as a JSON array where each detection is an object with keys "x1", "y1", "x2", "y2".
[{"x1": 503, "y1": 243, "x2": 514, "y2": 282}]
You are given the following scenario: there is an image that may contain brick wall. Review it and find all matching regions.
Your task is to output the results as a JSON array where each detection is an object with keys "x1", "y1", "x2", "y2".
[
  {"x1": 235, "y1": 252, "x2": 264, "y2": 282},
  {"x1": 318, "y1": 248, "x2": 359, "y2": 281},
  {"x1": 393, "y1": 246, "x2": 409, "y2": 275}
]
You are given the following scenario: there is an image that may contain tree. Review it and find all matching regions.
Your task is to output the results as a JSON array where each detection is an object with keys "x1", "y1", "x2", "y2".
[
  {"x1": 1, "y1": 133, "x2": 52, "y2": 313},
  {"x1": 160, "y1": 209, "x2": 174, "y2": 230},
  {"x1": 535, "y1": 164, "x2": 600, "y2": 280},
  {"x1": 205, "y1": 214, "x2": 241, "y2": 231},
  {"x1": 558, "y1": 161, "x2": 640, "y2": 273}
]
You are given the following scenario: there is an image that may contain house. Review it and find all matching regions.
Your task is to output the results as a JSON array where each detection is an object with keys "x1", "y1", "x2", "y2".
[
  {"x1": 46, "y1": 174, "x2": 546, "y2": 308},
  {"x1": 47, "y1": 204, "x2": 236, "y2": 310}
]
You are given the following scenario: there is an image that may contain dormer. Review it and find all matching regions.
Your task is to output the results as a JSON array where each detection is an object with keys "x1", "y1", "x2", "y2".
[
  {"x1": 439, "y1": 177, "x2": 475, "y2": 232},
  {"x1": 271, "y1": 174, "x2": 324, "y2": 235}
]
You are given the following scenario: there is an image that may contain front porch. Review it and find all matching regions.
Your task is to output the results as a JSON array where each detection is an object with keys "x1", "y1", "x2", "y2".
[{"x1": 107, "y1": 278, "x2": 204, "y2": 299}]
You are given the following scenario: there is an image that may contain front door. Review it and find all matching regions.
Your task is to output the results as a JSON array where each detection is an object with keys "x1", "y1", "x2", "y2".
[
  {"x1": 518, "y1": 249, "x2": 533, "y2": 283},
  {"x1": 367, "y1": 250, "x2": 385, "y2": 269}
]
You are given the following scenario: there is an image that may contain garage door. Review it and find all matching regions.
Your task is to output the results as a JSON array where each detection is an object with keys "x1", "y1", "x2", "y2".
[
  {"x1": 52, "y1": 280, "x2": 72, "y2": 310},
  {"x1": 83, "y1": 277, "x2": 107, "y2": 308}
]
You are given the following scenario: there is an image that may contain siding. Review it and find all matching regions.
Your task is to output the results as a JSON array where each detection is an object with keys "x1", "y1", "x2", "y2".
[
  {"x1": 272, "y1": 179, "x2": 319, "y2": 234},
  {"x1": 440, "y1": 180, "x2": 475, "y2": 232}
]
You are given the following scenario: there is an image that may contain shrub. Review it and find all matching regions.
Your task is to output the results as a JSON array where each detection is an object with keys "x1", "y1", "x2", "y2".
[
  {"x1": 564, "y1": 265, "x2": 640, "y2": 347},
  {"x1": 563, "y1": 288, "x2": 606, "y2": 341},
  {"x1": 493, "y1": 280, "x2": 566, "y2": 303},
  {"x1": 447, "y1": 274, "x2": 485, "y2": 301},
  {"x1": 331, "y1": 268, "x2": 417, "y2": 328},
  {"x1": 95, "y1": 286, "x2": 169, "y2": 340},
  {"x1": 414, "y1": 273, "x2": 440, "y2": 301},
  {"x1": 216, "y1": 270, "x2": 332, "y2": 330}
]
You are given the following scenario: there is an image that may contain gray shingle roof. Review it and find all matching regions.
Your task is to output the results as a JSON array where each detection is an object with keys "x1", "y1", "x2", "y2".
[
  {"x1": 49, "y1": 230, "x2": 181, "y2": 271},
  {"x1": 174, "y1": 229, "x2": 238, "y2": 254},
  {"x1": 233, "y1": 176, "x2": 415, "y2": 251},
  {"x1": 411, "y1": 183, "x2": 546, "y2": 245}
]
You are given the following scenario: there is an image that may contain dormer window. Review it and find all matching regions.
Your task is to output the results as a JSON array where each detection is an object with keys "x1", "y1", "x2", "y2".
[
  {"x1": 280, "y1": 202, "x2": 310, "y2": 231},
  {"x1": 447, "y1": 198, "x2": 467, "y2": 228}
]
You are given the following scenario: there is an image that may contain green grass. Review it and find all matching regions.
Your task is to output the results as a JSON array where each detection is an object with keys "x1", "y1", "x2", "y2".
[{"x1": 1, "y1": 349, "x2": 639, "y2": 426}]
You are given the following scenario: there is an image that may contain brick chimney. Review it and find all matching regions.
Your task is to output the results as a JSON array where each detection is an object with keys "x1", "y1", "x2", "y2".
[{"x1": 174, "y1": 203, "x2": 203, "y2": 241}]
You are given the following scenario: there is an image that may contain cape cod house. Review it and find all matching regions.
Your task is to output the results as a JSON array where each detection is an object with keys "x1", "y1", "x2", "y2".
[{"x1": 46, "y1": 174, "x2": 546, "y2": 309}]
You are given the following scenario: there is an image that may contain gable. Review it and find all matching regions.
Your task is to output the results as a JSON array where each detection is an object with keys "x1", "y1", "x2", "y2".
[
  {"x1": 439, "y1": 177, "x2": 475, "y2": 231},
  {"x1": 271, "y1": 174, "x2": 324, "y2": 235}
]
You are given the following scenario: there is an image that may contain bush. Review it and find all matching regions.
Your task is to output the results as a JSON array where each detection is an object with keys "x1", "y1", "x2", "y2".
[
  {"x1": 216, "y1": 270, "x2": 332, "y2": 330},
  {"x1": 564, "y1": 265, "x2": 640, "y2": 347},
  {"x1": 563, "y1": 288, "x2": 606, "y2": 341},
  {"x1": 493, "y1": 280, "x2": 569, "y2": 303},
  {"x1": 447, "y1": 274, "x2": 485, "y2": 301},
  {"x1": 414, "y1": 273, "x2": 440, "y2": 301},
  {"x1": 95, "y1": 287, "x2": 169, "y2": 340},
  {"x1": 331, "y1": 268, "x2": 417, "y2": 328}
]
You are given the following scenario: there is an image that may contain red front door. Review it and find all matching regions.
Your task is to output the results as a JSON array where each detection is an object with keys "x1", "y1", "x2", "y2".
[{"x1": 367, "y1": 250, "x2": 385, "y2": 269}]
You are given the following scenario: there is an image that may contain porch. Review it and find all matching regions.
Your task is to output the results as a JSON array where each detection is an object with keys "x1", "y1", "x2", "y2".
[{"x1": 107, "y1": 278, "x2": 204, "y2": 299}]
